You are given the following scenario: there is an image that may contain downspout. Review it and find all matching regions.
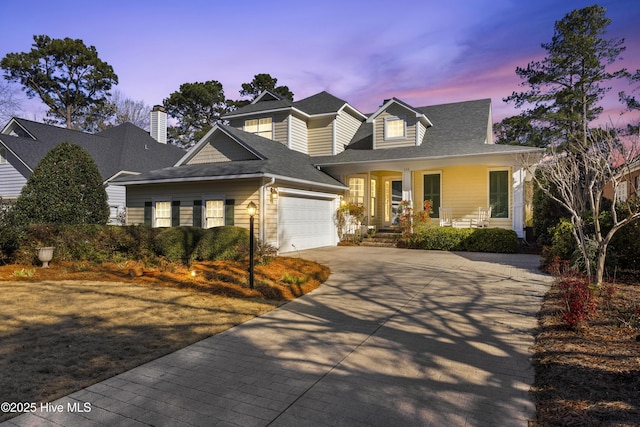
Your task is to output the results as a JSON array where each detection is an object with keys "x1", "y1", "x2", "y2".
[{"x1": 261, "y1": 177, "x2": 276, "y2": 242}]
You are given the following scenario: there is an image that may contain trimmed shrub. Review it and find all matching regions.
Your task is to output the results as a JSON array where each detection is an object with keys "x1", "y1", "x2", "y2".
[
  {"x1": 191, "y1": 226, "x2": 250, "y2": 262},
  {"x1": 407, "y1": 227, "x2": 518, "y2": 253},
  {"x1": 11, "y1": 142, "x2": 109, "y2": 226},
  {"x1": 154, "y1": 226, "x2": 205, "y2": 264},
  {"x1": 13, "y1": 224, "x2": 158, "y2": 265},
  {"x1": 463, "y1": 228, "x2": 518, "y2": 253},
  {"x1": 408, "y1": 227, "x2": 473, "y2": 250}
]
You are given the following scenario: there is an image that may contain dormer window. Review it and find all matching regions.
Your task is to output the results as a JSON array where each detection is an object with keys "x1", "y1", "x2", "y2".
[
  {"x1": 245, "y1": 117, "x2": 273, "y2": 140},
  {"x1": 384, "y1": 116, "x2": 406, "y2": 140}
]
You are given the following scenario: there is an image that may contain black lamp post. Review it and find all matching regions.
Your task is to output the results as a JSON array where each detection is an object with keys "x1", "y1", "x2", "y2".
[{"x1": 247, "y1": 201, "x2": 257, "y2": 289}]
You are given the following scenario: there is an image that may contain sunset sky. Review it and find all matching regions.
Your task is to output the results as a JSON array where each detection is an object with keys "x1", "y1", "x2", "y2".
[{"x1": 2, "y1": 0, "x2": 639, "y2": 126}]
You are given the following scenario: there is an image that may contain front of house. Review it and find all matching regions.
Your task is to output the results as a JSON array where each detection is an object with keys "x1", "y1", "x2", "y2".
[{"x1": 114, "y1": 90, "x2": 543, "y2": 253}]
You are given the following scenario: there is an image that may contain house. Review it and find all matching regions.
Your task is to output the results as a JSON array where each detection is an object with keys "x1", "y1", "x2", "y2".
[
  {"x1": 603, "y1": 159, "x2": 640, "y2": 203},
  {"x1": 0, "y1": 112, "x2": 185, "y2": 223},
  {"x1": 113, "y1": 90, "x2": 543, "y2": 253}
]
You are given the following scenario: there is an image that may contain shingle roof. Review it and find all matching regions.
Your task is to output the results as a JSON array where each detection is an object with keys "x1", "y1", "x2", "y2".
[
  {"x1": 112, "y1": 125, "x2": 346, "y2": 189},
  {"x1": 0, "y1": 118, "x2": 185, "y2": 180},
  {"x1": 293, "y1": 91, "x2": 350, "y2": 115},
  {"x1": 223, "y1": 99, "x2": 294, "y2": 117},
  {"x1": 314, "y1": 99, "x2": 542, "y2": 165}
]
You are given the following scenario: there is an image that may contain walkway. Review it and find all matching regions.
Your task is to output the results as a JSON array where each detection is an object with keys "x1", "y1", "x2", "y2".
[{"x1": 3, "y1": 247, "x2": 551, "y2": 426}]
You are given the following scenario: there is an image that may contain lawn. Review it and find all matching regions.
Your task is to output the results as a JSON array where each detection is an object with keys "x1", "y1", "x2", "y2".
[{"x1": 0, "y1": 257, "x2": 329, "y2": 423}]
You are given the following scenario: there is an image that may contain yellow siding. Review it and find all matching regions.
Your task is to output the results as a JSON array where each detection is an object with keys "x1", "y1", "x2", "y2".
[
  {"x1": 308, "y1": 117, "x2": 334, "y2": 156},
  {"x1": 414, "y1": 165, "x2": 513, "y2": 229}
]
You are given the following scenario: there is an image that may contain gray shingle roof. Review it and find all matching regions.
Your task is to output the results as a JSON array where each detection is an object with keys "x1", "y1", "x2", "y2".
[
  {"x1": 314, "y1": 99, "x2": 542, "y2": 165},
  {"x1": 293, "y1": 91, "x2": 350, "y2": 115},
  {"x1": 0, "y1": 118, "x2": 185, "y2": 180},
  {"x1": 113, "y1": 125, "x2": 346, "y2": 189}
]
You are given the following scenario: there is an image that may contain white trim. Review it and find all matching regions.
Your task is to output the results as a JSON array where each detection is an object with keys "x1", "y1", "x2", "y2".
[
  {"x1": 1, "y1": 119, "x2": 37, "y2": 140},
  {"x1": 488, "y1": 167, "x2": 511, "y2": 220},
  {"x1": 175, "y1": 125, "x2": 266, "y2": 166},
  {"x1": 0, "y1": 146, "x2": 6, "y2": 164},
  {"x1": 277, "y1": 187, "x2": 341, "y2": 200}
]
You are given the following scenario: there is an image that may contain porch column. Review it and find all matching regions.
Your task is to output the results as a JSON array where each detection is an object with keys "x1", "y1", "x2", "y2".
[
  {"x1": 402, "y1": 168, "x2": 413, "y2": 203},
  {"x1": 512, "y1": 167, "x2": 525, "y2": 238}
]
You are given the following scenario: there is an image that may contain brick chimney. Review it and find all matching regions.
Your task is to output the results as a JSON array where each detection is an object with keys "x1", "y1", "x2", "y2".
[{"x1": 150, "y1": 105, "x2": 167, "y2": 144}]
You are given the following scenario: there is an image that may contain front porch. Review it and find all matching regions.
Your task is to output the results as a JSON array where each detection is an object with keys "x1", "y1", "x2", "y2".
[{"x1": 341, "y1": 165, "x2": 528, "y2": 238}]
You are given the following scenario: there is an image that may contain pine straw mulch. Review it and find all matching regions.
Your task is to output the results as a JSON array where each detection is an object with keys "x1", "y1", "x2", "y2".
[
  {"x1": 532, "y1": 278, "x2": 640, "y2": 426},
  {"x1": 0, "y1": 257, "x2": 329, "y2": 423}
]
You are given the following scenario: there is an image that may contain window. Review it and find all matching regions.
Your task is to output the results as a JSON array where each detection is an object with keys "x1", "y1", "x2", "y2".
[
  {"x1": 384, "y1": 117, "x2": 405, "y2": 139},
  {"x1": 245, "y1": 117, "x2": 273, "y2": 139},
  {"x1": 489, "y1": 170, "x2": 509, "y2": 218},
  {"x1": 423, "y1": 174, "x2": 441, "y2": 219},
  {"x1": 616, "y1": 181, "x2": 628, "y2": 203},
  {"x1": 370, "y1": 179, "x2": 377, "y2": 217},
  {"x1": 155, "y1": 201, "x2": 171, "y2": 227},
  {"x1": 206, "y1": 200, "x2": 224, "y2": 228},
  {"x1": 348, "y1": 177, "x2": 365, "y2": 205},
  {"x1": 0, "y1": 147, "x2": 6, "y2": 164}
]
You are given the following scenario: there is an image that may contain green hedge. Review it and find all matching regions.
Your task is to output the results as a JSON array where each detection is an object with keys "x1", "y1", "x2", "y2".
[
  {"x1": 191, "y1": 226, "x2": 250, "y2": 262},
  {"x1": 407, "y1": 227, "x2": 518, "y2": 253},
  {"x1": 8, "y1": 225, "x2": 253, "y2": 266},
  {"x1": 13, "y1": 224, "x2": 158, "y2": 265}
]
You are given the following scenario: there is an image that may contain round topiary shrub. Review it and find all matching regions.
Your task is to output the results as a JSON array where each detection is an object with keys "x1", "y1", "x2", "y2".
[{"x1": 191, "y1": 226, "x2": 250, "y2": 262}]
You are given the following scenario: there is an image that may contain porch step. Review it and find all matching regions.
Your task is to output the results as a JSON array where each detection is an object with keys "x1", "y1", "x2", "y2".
[{"x1": 361, "y1": 231, "x2": 401, "y2": 248}]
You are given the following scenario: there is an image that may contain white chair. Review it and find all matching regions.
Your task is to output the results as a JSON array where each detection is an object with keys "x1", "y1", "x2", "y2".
[
  {"x1": 472, "y1": 207, "x2": 491, "y2": 228},
  {"x1": 439, "y1": 207, "x2": 453, "y2": 227}
]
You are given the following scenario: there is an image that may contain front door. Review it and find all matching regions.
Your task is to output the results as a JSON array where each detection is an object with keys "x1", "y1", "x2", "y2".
[{"x1": 384, "y1": 178, "x2": 403, "y2": 227}]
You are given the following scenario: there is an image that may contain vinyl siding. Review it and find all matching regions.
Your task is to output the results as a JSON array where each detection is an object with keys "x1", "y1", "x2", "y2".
[
  {"x1": 374, "y1": 105, "x2": 418, "y2": 149},
  {"x1": 187, "y1": 132, "x2": 258, "y2": 164},
  {"x1": 335, "y1": 112, "x2": 362, "y2": 155},
  {"x1": 289, "y1": 115, "x2": 308, "y2": 154},
  {"x1": 307, "y1": 117, "x2": 334, "y2": 157},
  {"x1": 0, "y1": 162, "x2": 27, "y2": 199},
  {"x1": 106, "y1": 184, "x2": 126, "y2": 224},
  {"x1": 273, "y1": 112, "x2": 288, "y2": 146},
  {"x1": 126, "y1": 180, "x2": 260, "y2": 231},
  {"x1": 414, "y1": 165, "x2": 512, "y2": 229}
]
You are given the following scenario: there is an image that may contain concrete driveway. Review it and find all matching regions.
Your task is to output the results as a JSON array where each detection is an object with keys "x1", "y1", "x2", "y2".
[{"x1": 3, "y1": 247, "x2": 551, "y2": 427}]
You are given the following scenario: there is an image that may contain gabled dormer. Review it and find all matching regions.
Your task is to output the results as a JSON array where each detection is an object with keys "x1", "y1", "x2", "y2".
[
  {"x1": 222, "y1": 90, "x2": 366, "y2": 157},
  {"x1": 177, "y1": 126, "x2": 262, "y2": 166},
  {"x1": 366, "y1": 98, "x2": 433, "y2": 149},
  {"x1": 1, "y1": 118, "x2": 37, "y2": 139}
]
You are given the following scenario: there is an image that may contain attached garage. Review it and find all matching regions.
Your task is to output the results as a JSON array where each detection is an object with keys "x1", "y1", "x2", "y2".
[{"x1": 277, "y1": 189, "x2": 339, "y2": 253}]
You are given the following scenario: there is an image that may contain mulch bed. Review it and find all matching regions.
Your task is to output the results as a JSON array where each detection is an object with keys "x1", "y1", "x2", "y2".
[{"x1": 532, "y1": 280, "x2": 640, "y2": 426}]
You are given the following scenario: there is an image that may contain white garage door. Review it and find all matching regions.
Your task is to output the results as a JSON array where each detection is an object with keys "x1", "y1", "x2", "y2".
[{"x1": 278, "y1": 194, "x2": 336, "y2": 253}]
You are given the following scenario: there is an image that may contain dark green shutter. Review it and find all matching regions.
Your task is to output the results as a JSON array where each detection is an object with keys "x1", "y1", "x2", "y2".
[
  {"x1": 423, "y1": 174, "x2": 441, "y2": 218},
  {"x1": 144, "y1": 202, "x2": 152, "y2": 226},
  {"x1": 490, "y1": 171, "x2": 509, "y2": 218},
  {"x1": 193, "y1": 200, "x2": 203, "y2": 227},
  {"x1": 171, "y1": 201, "x2": 180, "y2": 227},
  {"x1": 224, "y1": 199, "x2": 235, "y2": 226}
]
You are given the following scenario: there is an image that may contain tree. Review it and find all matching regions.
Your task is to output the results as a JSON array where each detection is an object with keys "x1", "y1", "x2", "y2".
[
  {"x1": 0, "y1": 80, "x2": 22, "y2": 124},
  {"x1": 11, "y1": 142, "x2": 109, "y2": 225},
  {"x1": 163, "y1": 80, "x2": 228, "y2": 147},
  {"x1": 73, "y1": 90, "x2": 150, "y2": 133},
  {"x1": 500, "y1": 5, "x2": 631, "y2": 149},
  {"x1": 234, "y1": 73, "x2": 294, "y2": 107},
  {"x1": 1, "y1": 35, "x2": 118, "y2": 129},
  {"x1": 522, "y1": 130, "x2": 640, "y2": 285}
]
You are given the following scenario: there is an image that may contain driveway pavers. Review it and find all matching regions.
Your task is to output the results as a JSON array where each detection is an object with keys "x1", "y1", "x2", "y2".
[{"x1": 3, "y1": 247, "x2": 551, "y2": 427}]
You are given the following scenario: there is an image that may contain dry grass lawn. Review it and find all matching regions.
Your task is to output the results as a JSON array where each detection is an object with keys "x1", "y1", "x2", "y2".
[{"x1": 0, "y1": 257, "x2": 329, "y2": 422}]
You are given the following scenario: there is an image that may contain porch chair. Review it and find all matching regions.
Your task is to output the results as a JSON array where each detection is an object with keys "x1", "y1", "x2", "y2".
[
  {"x1": 439, "y1": 207, "x2": 453, "y2": 227},
  {"x1": 472, "y1": 207, "x2": 491, "y2": 228}
]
